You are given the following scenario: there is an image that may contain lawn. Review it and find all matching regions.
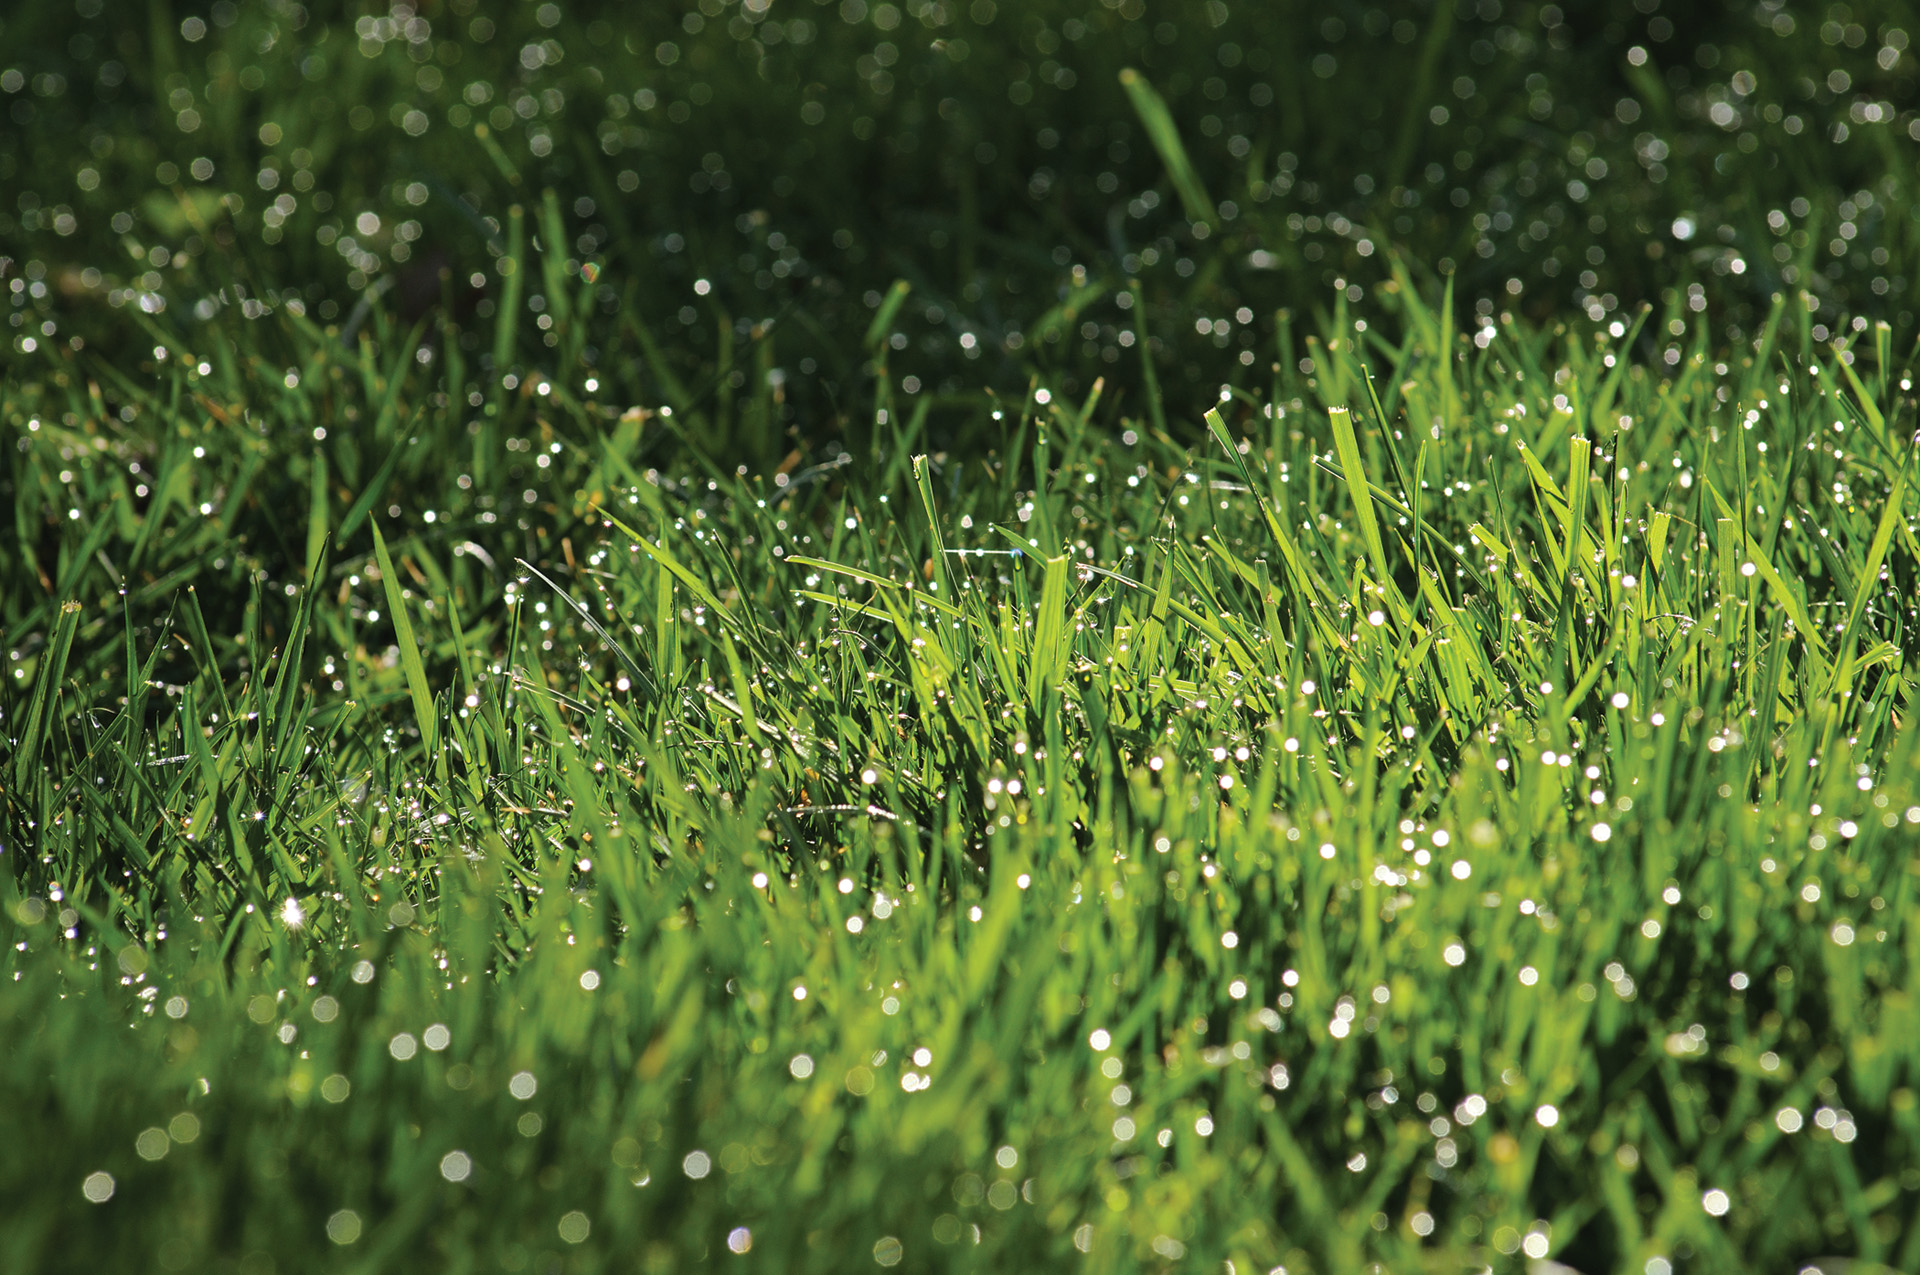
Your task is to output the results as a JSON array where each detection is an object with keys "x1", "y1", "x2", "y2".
[{"x1": 5, "y1": 3, "x2": 1920, "y2": 1272}]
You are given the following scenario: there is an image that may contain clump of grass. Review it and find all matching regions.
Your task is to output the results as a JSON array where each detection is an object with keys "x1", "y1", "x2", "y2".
[{"x1": 6, "y1": 260, "x2": 1920, "y2": 1271}]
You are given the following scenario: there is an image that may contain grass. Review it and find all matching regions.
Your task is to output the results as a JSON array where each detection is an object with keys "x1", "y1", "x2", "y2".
[
  {"x1": 6, "y1": 0, "x2": 1920, "y2": 453},
  {"x1": 9, "y1": 272, "x2": 1920, "y2": 1273},
  {"x1": 7, "y1": 3, "x2": 1920, "y2": 1273}
]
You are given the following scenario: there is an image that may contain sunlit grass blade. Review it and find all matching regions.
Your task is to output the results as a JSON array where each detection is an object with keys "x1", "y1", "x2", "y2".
[
  {"x1": 514, "y1": 557, "x2": 655, "y2": 696},
  {"x1": 1327, "y1": 404, "x2": 1409, "y2": 623}
]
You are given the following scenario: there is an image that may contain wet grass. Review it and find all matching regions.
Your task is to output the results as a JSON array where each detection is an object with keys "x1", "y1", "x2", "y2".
[
  {"x1": 8, "y1": 4, "x2": 1920, "y2": 1274},
  {"x1": 7, "y1": 264, "x2": 1920, "y2": 1272}
]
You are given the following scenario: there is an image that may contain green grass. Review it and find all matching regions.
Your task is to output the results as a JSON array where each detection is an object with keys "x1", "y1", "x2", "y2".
[
  {"x1": 8, "y1": 273, "x2": 1920, "y2": 1272},
  {"x1": 6, "y1": 0, "x2": 1920, "y2": 456},
  {"x1": 8, "y1": 3, "x2": 1920, "y2": 1274}
]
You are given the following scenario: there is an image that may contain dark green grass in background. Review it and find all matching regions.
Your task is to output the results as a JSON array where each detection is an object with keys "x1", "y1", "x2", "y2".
[
  {"x1": 4, "y1": 0, "x2": 1918, "y2": 449},
  {"x1": 6, "y1": 2, "x2": 1920, "y2": 1273}
]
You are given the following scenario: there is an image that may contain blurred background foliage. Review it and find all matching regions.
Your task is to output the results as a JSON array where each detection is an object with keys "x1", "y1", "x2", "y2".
[{"x1": 4, "y1": 0, "x2": 1919, "y2": 454}]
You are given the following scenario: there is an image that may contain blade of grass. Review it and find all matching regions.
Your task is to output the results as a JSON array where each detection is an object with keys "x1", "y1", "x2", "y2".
[
  {"x1": 1119, "y1": 68, "x2": 1217, "y2": 229},
  {"x1": 9, "y1": 600, "x2": 81, "y2": 797},
  {"x1": 370, "y1": 520, "x2": 442, "y2": 779},
  {"x1": 1327, "y1": 405, "x2": 1410, "y2": 622}
]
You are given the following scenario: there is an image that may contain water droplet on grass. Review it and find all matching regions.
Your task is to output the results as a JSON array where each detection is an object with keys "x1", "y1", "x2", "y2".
[{"x1": 325, "y1": 1210, "x2": 361, "y2": 1244}]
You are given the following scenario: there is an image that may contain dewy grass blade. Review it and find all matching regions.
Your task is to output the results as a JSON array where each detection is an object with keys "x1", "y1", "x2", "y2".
[
  {"x1": 598, "y1": 508, "x2": 770, "y2": 658},
  {"x1": 1204, "y1": 407, "x2": 1324, "y2": 620},
  {"x1": 10, "y1": 599, "x2": 80, "y2": 797},
  {"x1": 1563, "y1": 435, "x2": 1592, "y2": 586},
  {"x1": 913, "y1": 454, "x2": 953, "y2": 604},
  {"x1": 268, "y1": 547, "x2": 323, "y2": 772},
  {"x1": 1028, "y1": 551, "x2": 1071, "y2": 701},
  {"x1": 1327, "y1": 405, "x2": 1409, "y2": 621},
  {"x1": 370, "y1": 520, "x2": 441, "y2": 769},
  {"x1": 1822, "y1": 459, "x2": 1910, "y2": 711},
  {"x1": 514, "y1": 557, "x2": 655, "y2": 696},
  {"x1": 1704, "y1": 482, "x2": 1830, "y2": 677},
  {"x1": 1646, "y1": 508, "x2": 1672, "y2": 573}
]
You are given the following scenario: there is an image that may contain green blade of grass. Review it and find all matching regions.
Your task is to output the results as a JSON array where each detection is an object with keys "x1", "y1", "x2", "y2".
[
  {"x1": 489, "y1": 202, "x2": 527, "y2": 401},
  {"x1": 9, "y1": 599, "x2": 81, "y2": 796},
  {"x1": 1327, "y1": 404, "x2": 1410, "y2": 622},
  {"x1": 1119, "y1": 68, "x2": 1217, "y2": 228},
  {"x1": 305, "y1": 451, "x2": 330, "y2": 582},
  {"x1": 1204, "y1": 406, "x2": 1326, "y2": 625},
  {"x1": 863, "y1": 280, "x2": 911, "y2": 352},
  {"x1": 1028, "y1": 551, "x2": 1071, "y2": 701},
  {"x1": 336, "y1": 411, "x2": 422, "y2": 550},
  {"x1": 370, "y1": 520, "x2": 441, "y2": 770}
]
